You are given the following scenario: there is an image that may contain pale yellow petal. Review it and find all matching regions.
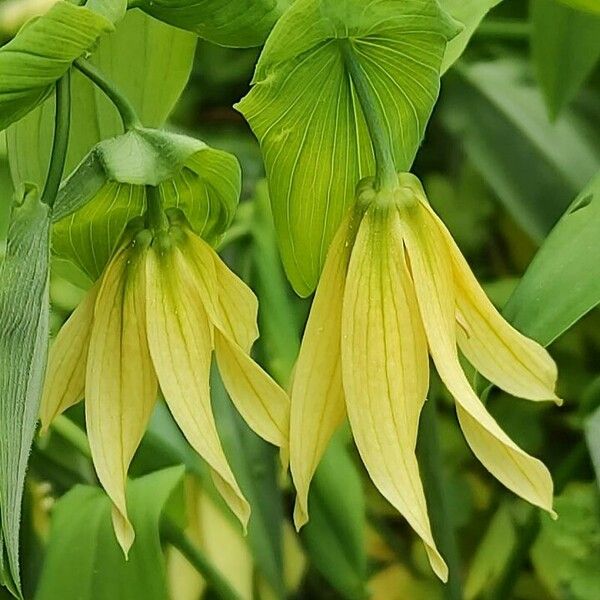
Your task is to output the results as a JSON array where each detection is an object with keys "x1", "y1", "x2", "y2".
[
  {"x1": 341, "y1": 207, "x2": 446, "y2": 581},
  {"x1": 214, "y1": 329, "x2": 289, "y2": 450},
  {"x1": 86, "y1": 244, "x2": 158, "y2": 555},
  {"x1": 401, "y1": 202, "x2": 554, "y2": 515},
  {"x1": 423, "y1": 204, "x2": 560, "y2": 403},
  {"x1": 40, "y1": 282, "x2": 99, "y2": 431},
  {"x1": 145, "y1": 245, "x2": 250, "y2": 528},
  {"x1": 289, "y1": 217, "x2": 350, "y2": 529}
]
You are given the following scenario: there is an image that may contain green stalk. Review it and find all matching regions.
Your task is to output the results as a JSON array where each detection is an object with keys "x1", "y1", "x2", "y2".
[
  {"x1": 145, "y1": 185, "x2": 169, "y2": 233},
  {"x1": 40, "y1": 73, "x2": 71, "y2": 208},
  {"x1": 339, "y1": 39, "x2": 397, "y2": 192},
  {"x1": 51, "y1": 416, "x2": 91, "y2": 459},
  {"x1": 74, "y1": 59, "x2": 141, "y2": 130},
  {"x1": 161, "y1": 519, "x2": 243, "y2": 600},
  {"x1": 419, "y1": 396, "x2": 463, "y2": 600}
]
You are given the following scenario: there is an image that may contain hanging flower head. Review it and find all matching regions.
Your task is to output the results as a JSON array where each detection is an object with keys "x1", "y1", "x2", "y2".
[
  {"x1": 289, "y1": 173, "x2": 561, "y2": 581},
  {"x1": 41, "y1": 205, "x2": 290, "y2": 554}
]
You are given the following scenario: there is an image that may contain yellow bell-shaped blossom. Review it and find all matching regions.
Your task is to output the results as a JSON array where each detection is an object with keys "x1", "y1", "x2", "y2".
[
  {"x1": 41, "y1": 210, "x2": 290, "y2": 554},
  {"x1": 289, "y1": 173, "x2": 561, "y2": 582}
]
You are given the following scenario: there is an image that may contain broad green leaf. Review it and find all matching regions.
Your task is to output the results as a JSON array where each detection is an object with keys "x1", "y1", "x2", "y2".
[
  {"x1": 440, "y1": 0, "x2": 503, "y2": 73},
  {"x1": 0, "y1": 187, "x2": 51, "y2": 595},
  {"x1": 301, "y1": 433, "x2": 367, "y2": 600},
  {"x1": 585, "y1": 406, "x2": 600, "y2": 489},
  {"x1": 7, "y1": 9, "x2": 197, "y2": 188},
  {"x1": 0, "y1": 1, "x2": 113, "y2": 132},
  {"x1": 86, "y1": 0, "x2": 127, "y2": 23},
  {"x1": 503, "y1": 172, "x2": 600, "y2": 345},
  {"x1": 532, "y1": 0, "x2": 600, "y2": 120},
  {"x1": 441, "y1": 58, "x2": 600, "y2": 241},
  {"x1": 51, "y1": 128, "x2": 241, "y2": 279},
  {"x1": 130, "y1": 0, "x2": 290, "y2": 48},
  {"x1": 237, "y1": 0, "x2": 459, "y2": 296},
  {"x1": 35, "y1": 467, "x2": 184, "y2": 600},
  {"x1": 556, "y1": 0, "x2": 600, "y2": 14}
]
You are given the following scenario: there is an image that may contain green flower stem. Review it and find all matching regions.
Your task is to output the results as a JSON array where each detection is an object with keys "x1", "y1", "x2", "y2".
[
  {"x1": 40, "y1": 73, "x2": 71, "y2": 208},
  {"x1": 145, "y1": 185, "x2": 169, "y2": 233},
  {"x1": 474, "y1": 20, "x2": 530, "y2": 40},
  {"x1": 74, "y1": 58, "x2": 142, "y2": 130},
  {"x1": 339, "y1": 40, "x2": 397, "y2": 192},
  {"x1": 51, "y1": 416, "x2": 91, "y2": 459},
  {"x1": 161, "y1": 519, "x2": 243, "y2": 600},
  {"x1": 419, "y1": 396, "x2": 463, "y2": 600}
]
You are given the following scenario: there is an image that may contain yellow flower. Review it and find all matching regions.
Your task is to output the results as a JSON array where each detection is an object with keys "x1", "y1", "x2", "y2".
[
  {"x1": 289, "y1": 173, "x2": 561, "y2": 582},
  {"x1": 41, "y1": 209, "x2": 289, "y2": 554}
]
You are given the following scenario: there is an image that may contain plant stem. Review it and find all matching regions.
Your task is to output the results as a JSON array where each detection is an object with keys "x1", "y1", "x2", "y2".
[
  {"x1": 74, "y1": 58, "x2": 141, "y2": 130},
  {"x1": 419, "y1": 396, "x2": 463, "y2": 600},
  {"x1": 161, "y1": 519, "x2": 243, "y2": 600},
  {"x1": 339, "y1": 40, "x2": 397, "y2": 192},
  {"x1": 474, "y1": 20, "x2": 530, "y2": 40},
  {"x1": 51, "y1": 416, "x2": 91, "y2": 459},
  {"x1": 145, "y1": 185, "x2": 169, "y2": 233},
  {"x1": 40, "y1": 73, "x2": 71, "y2": 208}
]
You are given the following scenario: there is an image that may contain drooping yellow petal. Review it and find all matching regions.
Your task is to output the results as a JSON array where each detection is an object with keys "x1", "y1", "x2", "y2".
[
  {"x1": 85, "y1": 243, "x2": 158, "y2": 555},
  {"x1": 424, "y1": 204, "x2": 560, "y2": 403},
  {"x1": 341, "y1": 207, "x2": 446, "y2": 581},
  {"x1": 289, "y1": 216, "x2": 350, "y2": 530},
  {"x1": 39, "y1": 282, "x2": 99, "y2": 432},
  {"x1": 401, "y1": 202, "x2": 555, "y2": 515},
  {"x1": 184, "y1": 230, "x2": 258, "y2": 352},
  {"x1": 214, "y1": 329, "x2": 289, "y2": 451},
  {"x1": 145, "y1": 244, "x2": 250, "y2": 529}
]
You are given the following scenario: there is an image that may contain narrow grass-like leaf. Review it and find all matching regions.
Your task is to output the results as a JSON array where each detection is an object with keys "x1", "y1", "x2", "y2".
[
  {"x1": 503, "y1": 172, "x2": 600, "y2": 346},
  {"x1": 237, "y1": 0, "x2": 458, "y2": 295},
  {"x1": 531, "y1": 0, "x2": 600, "y2": 120},
  {"x1": 0, "y1": 1, "x2": 113, "y2": 132},
  {"x1": 35, "y1": 467, "x2": 184, "y2": 600},
  {"x1": 0, "y1": 187, "x2": 51, "y2": 594},
  {"x1": 130, "y1": 0, "x2": 290, "y2": 47}
]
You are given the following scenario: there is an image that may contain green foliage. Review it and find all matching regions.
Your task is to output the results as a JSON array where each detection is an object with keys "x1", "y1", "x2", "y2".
[
  {"x1": 35, "y1": 467, "x2": 184, "y2": 600},
  {"x1": 0, "y1": 187, "x2": 51, "y2": 595},
  {"x1": 238, "y1": 0, "x2": 459, "y2": 295},
  {"x1": 130, "y1": 0, "x2": 290, "y2": 48},
  {"x1": 531, "y1": 484, "x2": 600, "y2": 600},
  {"x1": 555, "y1": 0, "x2": 600, "y2": 14},
  {"x1": 531, "y1": 0, "x2": 600, "y2": 119},
  {"x1": 0, "y1": 1, "x2": 113, "y2": 132},
  {"x1": 504, "y1": 172, "x2": 600, "y2": 345}
]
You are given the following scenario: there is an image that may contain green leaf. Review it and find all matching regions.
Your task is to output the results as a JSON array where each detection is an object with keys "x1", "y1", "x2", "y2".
[
  {"x1": 7, "y1": 9, "x2": 197, "y2": 189},
  {"x1": 0, "y1": 187, "x2": 51, "y2": 595},
  {"x1": 531, "y1": 0, "x2": 600, "y2": 120},
  {"x1": 585, "y1": 406, "x2": 600, "y2": 489},
  {"x1": 237, "y1": 0, "x2": 458, "y2": 296},
  {"x1": 51, "y1": 128, "x2": 241, "y2": 279},
  {"x1": 556, "y1": 0, "x2": 600, "y2": 14},
  {"x1": 35, "y1": 467, "x2": 184, "y2": 600},
  {"x1": 439, "y1": 0, "x2": 502, "y2": 73},
  {"x1": 131, "y1": 0, "x2": 291, "y2": 48},
  {"x1": 440, "y1": 58, "x2": 600, "y2": 241},
  {"x1": 503, "y1": 172, "x2": 600, "y2": 345},
  {"x1": 301, "y1": 433, "x2": 367, "y2": 600},
  {"x1": 0, "y1": 1, "x2": 113, "y2": 132}
]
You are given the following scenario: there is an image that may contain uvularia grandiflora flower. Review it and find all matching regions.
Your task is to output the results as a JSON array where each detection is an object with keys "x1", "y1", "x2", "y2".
[
  {"x1": 290, "y1": 173, "x2": 561, "y2": 581},
  {"x1": 41, "y1": 209, "x2": 289, "y2": 553}
]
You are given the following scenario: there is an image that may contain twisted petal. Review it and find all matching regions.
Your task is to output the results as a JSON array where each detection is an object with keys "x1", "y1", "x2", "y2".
[
  {"x1": 145, "y1": 245, "x2": 250, "y2": 529},
  {"x1": 342, "y1": 208, "x2": 446, "y2": 580},
  {"x1": 425, "y1": 205, "x2": 560, "y2": 403},
  {"x1": 401, "y1": 203, "x2": 555, "y2": 515},
  {"x1": 40, "y1": 282, "x2": 99, "y2": 431},
  {"x1": 85, "y1": 245, "x2": 158, "y2": 555},
  {"x1": 289, "y1": 217, "x2": 350, "y2": 529}
]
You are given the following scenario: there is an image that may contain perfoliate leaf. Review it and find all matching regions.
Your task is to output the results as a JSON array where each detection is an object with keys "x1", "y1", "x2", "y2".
[
  {"x1": 0, "y1": 1, "x2": 113, "y2": 132},
  {"x1": 237, "y1": 0, "x2": 459, "y2": 296},
  {"x1": 86, "y1": 0, "x2": 127, "y2": 23},
  {"x1": 531, "y1": 0, "x2": 600, "y2": 120},
  {"x1": 503, "y1": 172, "x2": 600, "y2": 346},
  {"x1": 52, "y1": 128, "x2": 241, "y2": 279},
  {"x1": 0, "y1": 187, "x2": 51, "y2": 595},
  {"x1": 556, "y1": 0, "x2": 600, "y2": 14},
  {"x1": 439, "y1": 0, "x2": 502, "y2": 73},
  {"x1": 35, "y1": 467, "x2": 184, "y2": 600},
  {"x1": 130, "y1": 0, "x2": 290, "y2": 48}
]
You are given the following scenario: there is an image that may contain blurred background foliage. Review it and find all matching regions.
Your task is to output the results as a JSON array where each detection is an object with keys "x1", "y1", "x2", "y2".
[{"x1": 0, "y1": 0, "x2": 599, "y2": 599}]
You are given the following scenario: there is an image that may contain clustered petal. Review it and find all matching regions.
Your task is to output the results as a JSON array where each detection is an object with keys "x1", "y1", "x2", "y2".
[
  {"x1": 289, "y1": 173, "x2": 560, "y2": 581},
  {"x1": 41, "y1": 213, "x2": 289, "y2": 553}
]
